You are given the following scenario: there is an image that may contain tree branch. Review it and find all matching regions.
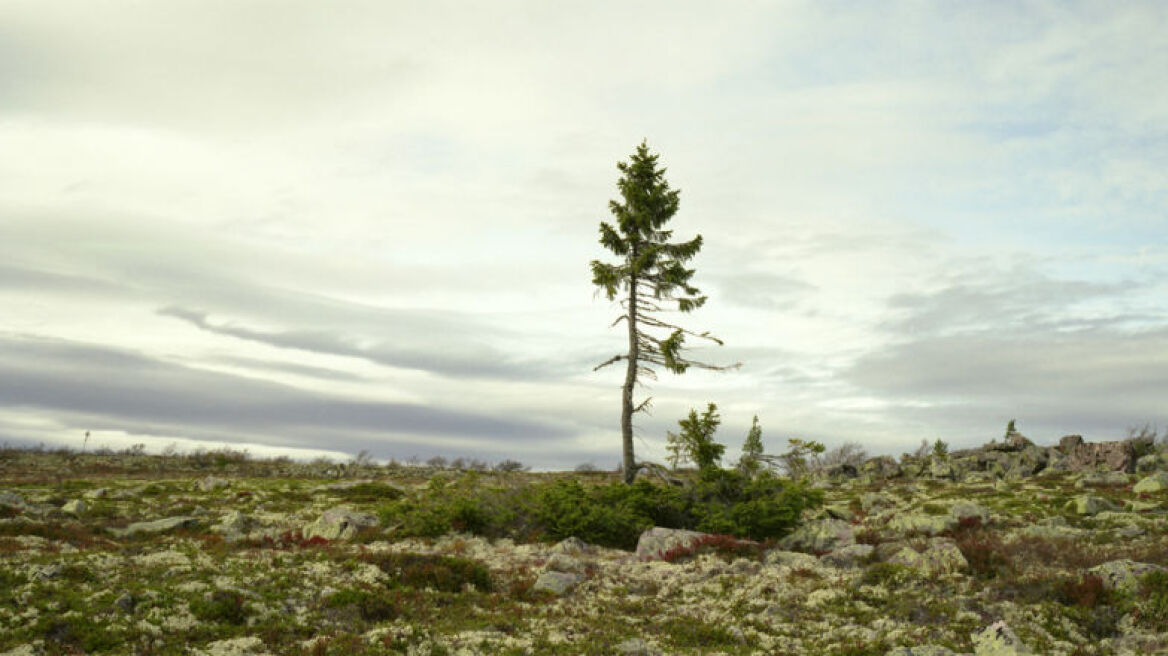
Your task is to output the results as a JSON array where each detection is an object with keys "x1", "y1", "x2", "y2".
[{"x1": 593, "y1": 354, "x2": 624, "y2": 371}]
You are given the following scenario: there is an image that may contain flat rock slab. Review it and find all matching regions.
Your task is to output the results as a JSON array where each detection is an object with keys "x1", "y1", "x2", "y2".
[
  {"x1": 110, "y1": 516, "x2": 199, "y2": 537},
  {"x1": 532, "y1": 570, "x2": 581, "y2": 596}
]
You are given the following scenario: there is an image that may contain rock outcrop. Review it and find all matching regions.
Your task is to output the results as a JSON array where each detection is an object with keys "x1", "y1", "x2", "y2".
[
  {"x1": 634, "y1": 527, "x2": 707, "y2": 560},
  {"x1": 302, "y1": 507, "x2": 378, "y2": 541}
]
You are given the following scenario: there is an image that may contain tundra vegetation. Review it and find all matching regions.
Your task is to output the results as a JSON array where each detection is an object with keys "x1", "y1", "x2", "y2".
[{"x1": 1, "y1": 425, "x2": 1167, "y2": 655}]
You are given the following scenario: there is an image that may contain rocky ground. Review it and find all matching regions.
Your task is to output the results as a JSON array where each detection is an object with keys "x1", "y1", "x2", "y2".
[{"x1": 1, "y1": 435, "x2": 1166, "y2": 655}]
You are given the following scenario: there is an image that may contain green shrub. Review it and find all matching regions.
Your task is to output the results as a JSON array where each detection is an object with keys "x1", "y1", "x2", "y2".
[
  {"x1": 378, "y1": 463, "x2": 820, "y2": 550},
  {"x1": 860, "y1": 562, "x2": 914, "y2": 587},
  {"x1": 378, "y1": 475, "x2": 524, "y2": 539},
  {"x1": 190, "y1": 589, "x2": 249, "y2": 625},
  {"x1": 325, "y1": 587, "x2": 400, "y2": 621},
  {"x1": 331, "y1": 482, "x2": 404, "y2": 503},
  {"x1": 690, "y1": 470, "x2": 822, "y2": 541},
  {"x1": 535, "y1": 479, "x2": 653, "y2": 550},
  {"x1": 361, "y1": 552, "x2": 493, "y2": 593},
  {"x1": 654, "y1": 616, "x2": 741, "y2": 648},
  {"x1": 1137, "y1": 569, "x2": 1168, "y2": 629}
]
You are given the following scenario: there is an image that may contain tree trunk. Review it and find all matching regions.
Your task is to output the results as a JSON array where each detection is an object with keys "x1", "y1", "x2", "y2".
[{"x1": 621, "y1": 276, "x2": 638, "y2": 484}]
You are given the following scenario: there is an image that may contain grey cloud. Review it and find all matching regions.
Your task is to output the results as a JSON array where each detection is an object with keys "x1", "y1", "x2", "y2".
[
  {"x1": 846, "y1": 328, "x2": 1168, "y2": 442},
  {"x1": 0, "y1": 262, "x2": 127, "y2": 296},
  {"x1": 157, "y1": 306, "x2": 558, "y2": 381},
  {"x1": 216, "y1": 356, "x2": 366, "y2": 383},
  {"x1": 0, "y1": 334, "x2": 573, "y2": 457},
  {"x1": 884, "y1": 269, "x2": 1141, "y2": 336}
]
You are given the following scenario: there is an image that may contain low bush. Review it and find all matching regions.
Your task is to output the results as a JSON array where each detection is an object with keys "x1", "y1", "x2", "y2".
[
  {"x1": 330, "y1": 482, "x2": 404, "y2": 503},
  {"x1": 1136, "y1": 569, "x2": 1168, "y2": 629},
  {"x1": 375, "y1": 465, "x2": 820, "y2": 550},
  {"x1": 359, "y1": 552, "x2": 493, "y2": 593},
  {"x1": 325, "y1": 587, "x2": 400, "y2": 621},
  {"x1": 190, "y1": 589, "x2": 249, "y2": 625},
  {"x1": 658, "y1": 533, "x2": 762, "y2": 563}
]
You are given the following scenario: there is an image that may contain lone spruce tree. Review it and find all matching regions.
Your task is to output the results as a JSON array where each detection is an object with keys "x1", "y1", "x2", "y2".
[{"x1": 591, "y1": 141, "x2": 737, "y2": 484}]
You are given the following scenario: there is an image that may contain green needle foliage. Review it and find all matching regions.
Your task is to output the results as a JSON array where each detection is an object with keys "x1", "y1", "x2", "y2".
[
  {"x1": 666, "y1": 403, "x2": 725, "y2": 471},
  {"x1": 591, "y1": 141, "x2": 737, "y2": 483},
  {"x1": 738, "y1": 415, "x2": 765, "y2": 477}
]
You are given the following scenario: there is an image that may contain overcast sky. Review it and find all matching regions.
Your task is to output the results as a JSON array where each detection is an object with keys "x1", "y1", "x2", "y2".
[{"x1": 1, "y1": 1, "x2": 1165, "y2": 468}]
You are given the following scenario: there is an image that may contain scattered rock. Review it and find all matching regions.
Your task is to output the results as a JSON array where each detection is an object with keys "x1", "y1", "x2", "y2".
[
  {"x1": 532, "y1": 570, "x2": 581, "y2": 596},
  {"x1": 820, "y1": 543, "x2": 873, "y2": 568},
  {"x1": 887, "y1": 513, "x2": 957, "y2": 536},
  {"x1": 1074, "y1": 471, "x2": 1128, "y2": 488},
  {"x1": 1067, "y1": 495, "x2": 1116, "y2": 516},
  {"x1": 764, "y1": 549, "x2": 820, "y2": 569},
  {"x1": 929, "y1": 459, "x2": 956, "y2": 480},
  {"x1": 1136, "y1": 454, "x2": 1159, "y2": 472},
  {"x1": 860, "y1": 455, "x2": 902, "y2": 479},
  {"x1": 1089, "y1": 559, "x2": 1167, "y2": 593},
  {"x1": 778, "y1": 519, "x2": 855, "y2": 552},
  {"x1": 634, "y1": 527, "x2": 707, "y2": 560},
  {"x1": 949, "y1": 502, "x2": 991, "y2": 525},
  {"x1": 887, "y1": 539, "x2": 967, "y2": 576},
  {"x1": 197, "y1": 476, "x2": 231, "y2": 492},
  {"x1": 1133, "y1": 471, "x2": 1168, "y2": 494},
  {"x1": 114, "y1": 592, "x2": 136, "y2": 613},
  {"x1": 0, "y1": 490, "x2": 26, "y2": 508},
  {"x1": 971, "y1": 620, "x2": 1032, "y2": 654},
  {"x1": 61, "y1": 499, "x2": 86, "y2": 515},
  {"x1": 110, "y1": 516, "x2": 199, "y2": 537},
  {"x1": 191, "y1": 636, "x2": 273, "y2": 656},
  {"x1": 543, "y1": 553, "x2": 585, "y2": 574},
  {"x1": 83, "y1": 488, "x2": 108, "y2": 499},
  {"x1": 823, "y1": 503, "x2": 856, "y2": 521},
  {"x1": 213, "y1": 510, "x2": 257, "y2": 542},
  {"x1": 29, "y1": 563, "x2": 63, "y2": 581},
  {"x1": 552, "y1": 536, "x2": 591, "y2": 554},
  {"x1": 614, "y1": 638, "x2": 662, "y2": 655},
  {"x1": 303, "y1": 506, "x2": 378, "y2": 541},
  {"x1": 921, "y1": 538, "x2": 968, "y2": 574},
  {"x1": 887, "y1": 647, "x2": 956, "y2": 656},
  {"x1": 860, "y1": 492, "x2": 895, "y2": 513}
]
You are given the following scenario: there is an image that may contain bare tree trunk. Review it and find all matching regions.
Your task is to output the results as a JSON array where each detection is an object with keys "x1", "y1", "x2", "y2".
[{"x1": 621, "y1": 276, "x2": 639, "y2": 484}]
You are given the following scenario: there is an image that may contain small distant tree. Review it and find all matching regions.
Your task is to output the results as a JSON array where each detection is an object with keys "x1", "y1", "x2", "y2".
[
  {"x1": 777, "y1": 438, "x2": 825, "y2": 479},
  {"x1": 819, "y1": 441, "x2": 868, "y2": 470},
  {"x1": 738, "y1": 415, "x2": 764, "y2": 477},
  {"x1": 665, "y1": 403, "x2": 724, "y2": 472},
  {"x1": 932, "y1": 439, "x2": 949, "y2": 458},
  {"x1": 591, "y1": 141, "x2": 738, "y2": 484},
  {"x1": 493, "y1": 459, "x2": 528, "y2": 473}
]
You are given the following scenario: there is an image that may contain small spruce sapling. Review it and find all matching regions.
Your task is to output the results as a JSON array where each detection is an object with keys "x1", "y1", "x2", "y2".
[
  {"x1": 738, "y1": 415, "x2": 764, "y2": 477},
  {"x1": 932, "y1": 439, "x2": 949, "y2": 458},
  {"x1": 665, "y1": 403, "x2": 724, "y2": 471}
]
